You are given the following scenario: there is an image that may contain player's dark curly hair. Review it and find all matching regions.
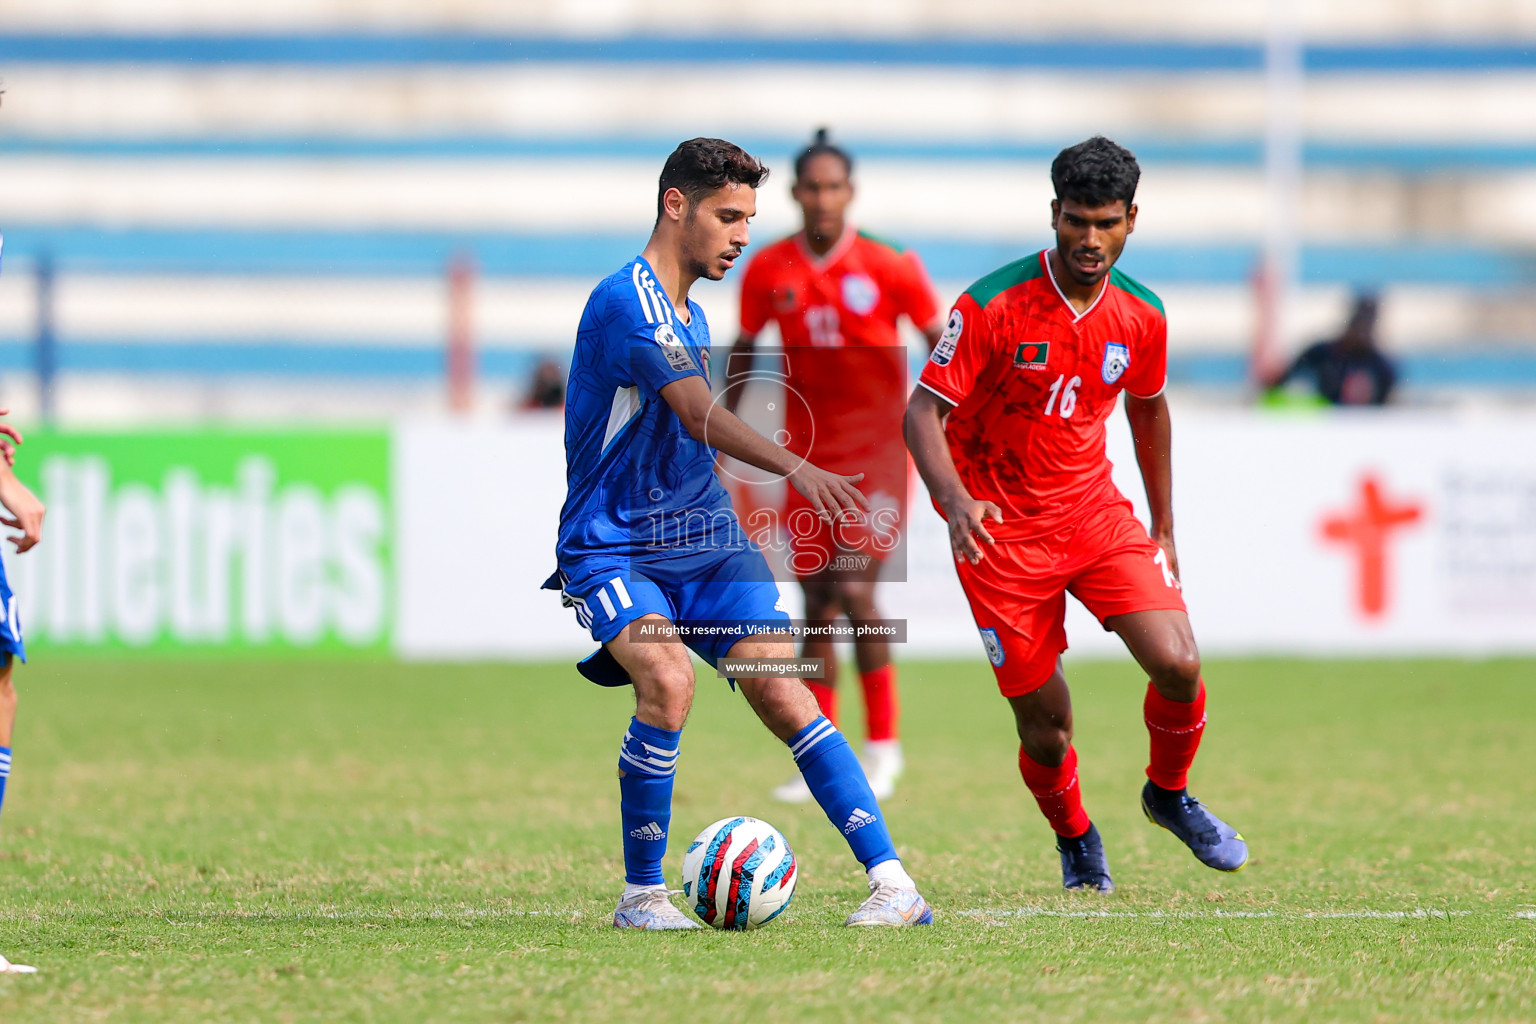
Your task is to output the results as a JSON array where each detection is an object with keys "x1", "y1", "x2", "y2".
[
  {"x1": 656, "y1": 138, "x2": 769, "y2": 223},
  {"x1": 1050, "y1": 136, "x2": 1140, "y2": 209},
  {"x1": 794, "y1": 127, "x2": 853, "y2": 180}
]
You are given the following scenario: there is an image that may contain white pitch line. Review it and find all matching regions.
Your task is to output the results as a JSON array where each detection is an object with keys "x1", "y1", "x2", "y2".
[
  {"x1": 48, "y1": 906, "x2": 1536, "y2": 924},
  {"x1": 156, "y1": 907, "x2": 591, "y2": 922},
  {"x1": 960, "y1": 907, "x2": 1484, "y2": 921}
]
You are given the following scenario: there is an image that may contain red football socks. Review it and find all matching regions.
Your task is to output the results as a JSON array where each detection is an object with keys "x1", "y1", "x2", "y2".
[
  {"x1": 1017, "y1": 744, "x2": 1091, "y2": 838},
  {"x1": 859, "y1": 664, "x2": 899, "y2": 742},
  {"x1": 807, "y1": 665, "x2": 899, "y2": 740},
  {"x1": 806, "y1": 680, "x2": 839, "y2": 727},
  {"x1": 1143, "y1": 679, "x2": 1207, "y2": 791}
]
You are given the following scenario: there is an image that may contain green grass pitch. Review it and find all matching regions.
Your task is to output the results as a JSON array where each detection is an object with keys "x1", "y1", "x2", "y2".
[{"x1": 0, "y1": 656, "x2": 1533, "y2": 1022}]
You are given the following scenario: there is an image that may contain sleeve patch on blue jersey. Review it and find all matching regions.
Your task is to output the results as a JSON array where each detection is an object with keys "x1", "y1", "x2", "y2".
[{"x1": 655, "y1": 324, "x2": 697, "y2": 372}]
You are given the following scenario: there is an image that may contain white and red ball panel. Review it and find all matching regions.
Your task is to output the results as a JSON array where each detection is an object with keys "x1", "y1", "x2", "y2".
[{"x1": 680, "y1": 816, "x2": 797, "y2": 930}]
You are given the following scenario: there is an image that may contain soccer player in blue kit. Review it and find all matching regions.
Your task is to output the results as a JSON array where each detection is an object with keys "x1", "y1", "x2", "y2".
[
  {"x1": 0, "y1": 423, "x2": 40, "y2": 975},
  {"x1": 0, "y1": 235, "x2": 48, "y2": 975},
  {"x1": 544, "y1": 139, "x2": 933, "y2": 930}
]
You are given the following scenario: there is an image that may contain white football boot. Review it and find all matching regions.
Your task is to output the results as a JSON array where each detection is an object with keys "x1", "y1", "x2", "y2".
[
  {"x1": 0, "y1": 954, "x2": 37, "y2": 974},
  {"x1": 862, "y1": 740, "x2": 905, "y2": 800},
  {"x1": 770, "y1": 771, "x2": 815, "y2": 803},
  {"x1": 612, "y1": 887, "x2": 701, "y2": 930},
  {"x1": 845, "y1": 880, "x2": 934, "y2": 927}
]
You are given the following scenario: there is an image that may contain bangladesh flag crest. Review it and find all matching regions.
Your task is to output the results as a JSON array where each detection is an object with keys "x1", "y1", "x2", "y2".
[{"x1": 1013, "y1": 341, "x2": 1050, "y2": 369}]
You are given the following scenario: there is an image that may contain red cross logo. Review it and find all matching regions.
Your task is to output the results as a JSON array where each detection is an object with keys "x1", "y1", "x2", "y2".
[{"x1": 1319, "y1": 474, "x2": 1425, "y2": 619}]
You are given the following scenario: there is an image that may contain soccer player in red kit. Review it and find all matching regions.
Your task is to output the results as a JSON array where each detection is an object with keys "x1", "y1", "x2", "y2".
[
  {"x1": 904, "y1": 137, "x2": 1247, "y2": 890},
  {"x1": 726, "y1": 130, "x2": 944, "y2": 803}
]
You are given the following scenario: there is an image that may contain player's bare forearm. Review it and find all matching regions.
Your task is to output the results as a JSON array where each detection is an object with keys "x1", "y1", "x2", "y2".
[
  {"x1": 721, "y1": 333, "x2": 757, "y2": 415},
  {"x1": 0, "y1": 463, "x2": 44, "y2": 553},
  {"x1": 659, "y1": 376, "x2": 867, "y2": 518},
  {"x1": 662, "y1": 375, "x2": 794, "y2": 474},
  {"x1": 904, "y1": 387, "x2": 966, "y2": 507},
  {"x1": 905, "y1": 387, "x2": 1002, "y2": 563},
  {"x1": 1125, "y1": 392, "x2": 1174, "y2": 542}
]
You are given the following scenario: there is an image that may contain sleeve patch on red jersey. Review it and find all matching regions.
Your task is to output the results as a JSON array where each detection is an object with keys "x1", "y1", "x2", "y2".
[
  {"x1": 1102, "y1": 342, "x2": 1130, "y2": 385},
  {"x1": 930, "y1": 308, "x2": 963, "y2": 366}
]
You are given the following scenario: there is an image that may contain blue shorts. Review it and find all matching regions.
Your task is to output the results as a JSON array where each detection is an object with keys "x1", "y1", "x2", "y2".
[
  {"x1": 0, "y1": 554, "x2": 25, "y2": 663},
  {"x1": 544, "y1": 543, "x2": 790, "y2": 686}
]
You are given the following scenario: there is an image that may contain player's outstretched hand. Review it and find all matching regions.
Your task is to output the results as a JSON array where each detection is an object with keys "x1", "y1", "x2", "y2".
[
  {"x1": 787, "y1": 464, "x2": 870, "y2": 522},
  {"x1": 941, "y1": 493, "x2": 1002, "y2": 564},
  {"x1": 0, "y1": 468, "x2": 44, "y2": 553},
  {"x1": 0, "y1": 408, "x2": 21, "y2": 467}
]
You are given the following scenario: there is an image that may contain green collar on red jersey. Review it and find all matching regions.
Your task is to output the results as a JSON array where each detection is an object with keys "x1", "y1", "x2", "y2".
[{"x1": 963, "y1": 251, "x2": 1047, "y2": 308}]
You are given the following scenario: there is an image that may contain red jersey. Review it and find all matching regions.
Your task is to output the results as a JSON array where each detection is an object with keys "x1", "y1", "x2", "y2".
[
  {"x1": 918, "y1": 250, "x2": 1167, "y2": 532},
  {"x1": 739, "y1": 227, "x2": 941, "y2": 471}
]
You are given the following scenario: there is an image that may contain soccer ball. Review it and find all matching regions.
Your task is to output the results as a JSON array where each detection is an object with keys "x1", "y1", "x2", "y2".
[{"x1": 680, "y1": 816, "x2": 797, "y2": 930}]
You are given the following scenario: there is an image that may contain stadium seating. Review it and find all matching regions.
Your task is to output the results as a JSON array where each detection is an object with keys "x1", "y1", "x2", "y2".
[{"x1": 0, "y1": 2, "x2": 1533, "y2": 421}]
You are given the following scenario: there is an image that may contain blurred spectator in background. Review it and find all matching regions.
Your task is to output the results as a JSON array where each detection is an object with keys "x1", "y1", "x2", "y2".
[
  {"x1": 1267, "y1": 293, "x2": 1397, "y2": 406},
  {"x1": 519, "y1": 358, "x2": 566, "y2": 411}
]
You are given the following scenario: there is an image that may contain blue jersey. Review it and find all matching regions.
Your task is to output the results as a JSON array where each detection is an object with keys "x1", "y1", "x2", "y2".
[
  {"x1": 555, "y1": 256, "x2": 746, "y2": 567},
  {"x1": 0, "y1": 236, "x2": 24, "y2": 661}
]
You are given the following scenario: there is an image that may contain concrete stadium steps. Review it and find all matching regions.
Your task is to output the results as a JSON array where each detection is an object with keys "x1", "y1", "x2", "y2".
[
  {"x1": 6, "y1": 64, "x2": 1535, "y2": 144},
  {"x1": 4, "y1": 226, "x2": 1534, "y2": 288},
  {"x1": 10, "y1": 136, "x2": 1536, "y2": 173},
  {"x1": 0, "y1": 272, "x2": 1520, "y2": 356},
  {"x1": 0, "y1": 373, "x2": 513, "y2": 426},
  {"x1": 0, "y1": 274, "x2": 597, "y2": 347},
  {"x1": 7, "y1": 157, "x2": 1536, "y2": 244},
  {"x1": 1, "y1": 9, "x2": 1534, "y2": 40},
  {"x1": 0, "y1": 338, "x2": 555, "y2": 382},
  {"x1": 0, "y1": 24, "x2": 1531, "y2": 413}
]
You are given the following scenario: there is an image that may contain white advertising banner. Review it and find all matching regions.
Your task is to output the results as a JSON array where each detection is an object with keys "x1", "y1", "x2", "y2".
[
  {"x1": 391, "y1": 409, "x2": 1536, "y2": 661},
  {"x1": 392, "y1": 416, "x2": 578, "y2": 659},
  {"x1": 1126, "y1": 409, "x2": 1536, "y2": 657}
]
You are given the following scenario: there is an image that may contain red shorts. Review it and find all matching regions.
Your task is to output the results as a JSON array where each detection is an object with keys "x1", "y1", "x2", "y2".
[
  {"x1": 955, "y1": 498, "x2": 1186, "y2": 697},
  {"x1": 785, "y1": 457, "x2": 910, "y2": 580}
]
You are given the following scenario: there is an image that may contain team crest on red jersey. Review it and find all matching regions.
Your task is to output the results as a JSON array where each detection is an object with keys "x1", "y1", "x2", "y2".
[
  {"x1": 1013, "y1": 341, "x2": 1050, "y2": 370},
  {"x1": 978, "y1": 627, "x2": 1005, "y2": 666},
  {"x1": 1102, "y1": 342, "x2": 1130, "y2": 385},
  {"x1": 841, "y1": 273, "x2": 880, "y2": 316},
  {"x1": 772, "y1": 287, "x2": 797, "y2": 313}
]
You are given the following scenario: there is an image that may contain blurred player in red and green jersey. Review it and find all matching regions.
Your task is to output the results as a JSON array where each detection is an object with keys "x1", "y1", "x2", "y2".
[
  {"x1": 904, "y1": 137, "x2": 1248, "y2": 892},
  {"x1": 725, "y1": 130, "x2": 944, "y2": 803}
]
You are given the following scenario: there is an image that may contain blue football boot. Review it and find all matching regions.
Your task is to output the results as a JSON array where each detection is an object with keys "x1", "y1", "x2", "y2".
[
  {"x1": 1057, "y1": 822, "x2": 1114, "y2": 892},
  {"x1": 1140, "y1": 780, "x2": 1248, "y2": 872}
]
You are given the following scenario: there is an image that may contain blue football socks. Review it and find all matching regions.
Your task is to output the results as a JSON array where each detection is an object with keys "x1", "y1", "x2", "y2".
[
  {"x1": 0, "y1": 746, "x2": 10, "y2": 823},
  {"x1": 788, "y1": 717, "x2": 900, "y2": 870},
  {"x1": 617, "y1": 719, "x2": 680, "y2": 887}
]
